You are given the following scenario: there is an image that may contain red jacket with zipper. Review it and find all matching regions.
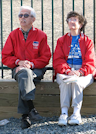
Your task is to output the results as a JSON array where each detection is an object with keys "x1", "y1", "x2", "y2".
[
  {"x1": 53, "y1": 33, "x2": 95, "y2": 76},
  {"x1": 2, "y1": 27, "x2": 51, "y2": 69}
]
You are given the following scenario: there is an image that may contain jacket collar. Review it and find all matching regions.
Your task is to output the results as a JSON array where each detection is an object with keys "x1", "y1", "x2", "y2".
[
  {"x1": 67, "y1": 32, "x2": 84, "y2": 38},
  {"x1": 19, "y1": 25, "x2": 36, "y2": 31}
]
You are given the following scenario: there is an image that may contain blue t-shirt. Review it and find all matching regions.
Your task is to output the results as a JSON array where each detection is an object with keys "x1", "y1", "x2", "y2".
[{"x1": 67, "y1": 35, "x2": 82, "y2": 65}]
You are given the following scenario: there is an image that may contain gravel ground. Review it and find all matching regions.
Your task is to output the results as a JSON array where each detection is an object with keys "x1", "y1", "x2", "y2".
[{"x1": 0, "y1": 115, "x2": 96, "y2": 134}]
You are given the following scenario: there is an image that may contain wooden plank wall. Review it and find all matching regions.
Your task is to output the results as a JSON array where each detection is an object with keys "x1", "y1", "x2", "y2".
[{"x1": 0, "y1": 80, "x2": 96, "y2": 120}]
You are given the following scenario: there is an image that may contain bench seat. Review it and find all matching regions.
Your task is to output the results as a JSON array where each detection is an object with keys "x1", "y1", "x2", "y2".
[{"x1": 0, "y1": 79, "x2": 96, "y2": 119}]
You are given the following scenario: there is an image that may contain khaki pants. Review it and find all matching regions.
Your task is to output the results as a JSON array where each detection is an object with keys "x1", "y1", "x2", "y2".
[{"x1": 56, "y1": 73, "x2": 94, "y2": 110}]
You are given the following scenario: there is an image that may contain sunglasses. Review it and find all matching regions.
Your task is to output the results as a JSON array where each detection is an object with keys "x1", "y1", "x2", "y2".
[
  {"x1": 68, "y1": 18, "x2": 78, "y2": 22},
  {"x1": 18, "y1": 14, "x2": 32, "y2": 18}
]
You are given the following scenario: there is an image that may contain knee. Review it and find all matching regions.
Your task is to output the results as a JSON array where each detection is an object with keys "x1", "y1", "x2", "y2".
[
  {"x1": 56, "y1": 73, "x2": 63, "y2": 85},
  {"x1": 72, "y1": 82, "x2": 79, "y2": 87},
  {"x1": 17, "y1": 68, "x2": 32, "y2": 80},
  {"x1": 72, "y1": 82, "x2": 83, "y2": 93}
]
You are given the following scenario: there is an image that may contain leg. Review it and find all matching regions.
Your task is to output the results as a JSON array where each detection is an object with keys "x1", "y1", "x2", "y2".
[
  {"x1": 68, "y1": 82, "x2": 84, "y2": 125},
  {"x1": 56, "y1": 73, "x2": 72, "y2": 111},
  {"x1": 13, "y1": 68, "x2": 42, "y2": 129},
  {"x1": 13, "y1": 68, "x2": 36, "y2": 114},
  {"x1": 56, "y1": 73, "x2": 72, "y2": 126},
  {"x1": 71, "y1": 82, "x2": 83, "y2": 112},
  {"x1": 68, "y1": 74, "x2": 94, "y2": 125},
  {"x1": 72, "y1": 74, "x2": 94, "y2": 112},
  {"x1": 33, "y1": 68, "x2": 46, "y2": 83}
]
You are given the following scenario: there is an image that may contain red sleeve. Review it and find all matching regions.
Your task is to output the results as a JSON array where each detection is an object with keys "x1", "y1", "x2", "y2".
[
  {"x1": 2, "y1": 33, "x2": 18, "y2": 68},
  {"x1": 53, "y1": 38, "x2": 71, "y2": 74},
  {"x1": 31, "y1": 34, "x2": 51, "y2": 68},
  {"x1": 79, "y1": 39, "x2": 95, "y2": 75}
]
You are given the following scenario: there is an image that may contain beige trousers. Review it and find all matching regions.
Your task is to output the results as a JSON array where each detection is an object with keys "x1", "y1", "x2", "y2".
[{"x1": 56, "y1": 73, "x2": 94, "y2": 109}]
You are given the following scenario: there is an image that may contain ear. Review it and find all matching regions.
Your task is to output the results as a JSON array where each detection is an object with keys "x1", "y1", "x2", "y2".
[
  {"x1": 32, "y1": 17, "x2": 35, "y2": 23},
  {"x1": 80, "y1": 24, "x2": 82, "y2": 29}
]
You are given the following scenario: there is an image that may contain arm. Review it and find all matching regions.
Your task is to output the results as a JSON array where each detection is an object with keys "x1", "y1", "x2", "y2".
[
  {"x1": 53, "y1": 38, "x2": 71, "y2": 74},
  {"x1": 79, "y1": 39, "x2": 95, "y2": 76},
  {"x1": 2, "y1": 34, "x2": 18, "y2": 68}
]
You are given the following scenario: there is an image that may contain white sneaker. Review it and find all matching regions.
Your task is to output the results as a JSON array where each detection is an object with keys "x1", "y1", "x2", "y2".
[
  {"x1": 58, "y1": 113, "x2": 68, "y2": 126},
  {"x1": 68, "y1": 114, "x2": 82, "y2": 125}
]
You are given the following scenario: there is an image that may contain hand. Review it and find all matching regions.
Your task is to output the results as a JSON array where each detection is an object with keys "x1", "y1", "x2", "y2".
[
  {"x1": 65, "y1": 69, "x2": 75, "y2": 76},
  {"x1": 18, "y1": 60, "x2": 31, "y2": 69},
  {"x1": 67, "y1": 70, "x2": 80, "y2": 76},
  {"x1": 72, "y1": 70, "x2": 80, "y2": 76},
  {"x1": 68, "y1": 71, "x2": 75, "y2": 76},
  {"x1": 16, "y1": 66, "x2": 25, "y2": 73}
]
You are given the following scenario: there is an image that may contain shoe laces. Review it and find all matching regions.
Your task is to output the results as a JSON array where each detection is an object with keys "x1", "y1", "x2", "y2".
[
  {"x1": 70, "y1": 114, "x2": 81, "y2": 120},
  {"x1": 32, "y1": 108, "x2": 38, "y2": 115},
  {"x1": 59, "y1": 113, "x2": 68, "y2": 120}
]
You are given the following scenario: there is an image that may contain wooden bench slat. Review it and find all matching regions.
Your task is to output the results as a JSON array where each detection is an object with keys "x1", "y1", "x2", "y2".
[
  {"x1": 0, "y1": 93, "x2": 96, "y2": 107},
  {"x1": 0, "y1": 81, "x2": 96, "y2": 95}
]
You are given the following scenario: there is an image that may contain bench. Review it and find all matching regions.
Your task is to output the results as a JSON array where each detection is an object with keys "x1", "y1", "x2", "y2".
[{"x1": 0, "y1": 79, "x2": 96, "y2": 120}]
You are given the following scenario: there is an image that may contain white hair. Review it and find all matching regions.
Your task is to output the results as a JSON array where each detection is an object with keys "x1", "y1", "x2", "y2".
[{"x1": 19, "y1": 6, "x2": 36, "y2": 19}]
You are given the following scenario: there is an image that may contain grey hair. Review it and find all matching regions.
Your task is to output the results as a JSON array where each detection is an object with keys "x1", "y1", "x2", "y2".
[{"x1": 19, "y1": 6, "x2": 36, "y2": 19}]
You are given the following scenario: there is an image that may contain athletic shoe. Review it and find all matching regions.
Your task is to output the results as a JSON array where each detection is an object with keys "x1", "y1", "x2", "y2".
[
  {"x1": 68, "y1": 114, "x2": 82, "y2": 125},
  {"x1": 21, "y1": 116, "x2": 31, "y2": 129},
  {"x1": 58, "y1": 113, "x2": 68, "y2": 126},
  {"x1": 29, "y1": 108, "x2": 42, "y2": 121}
]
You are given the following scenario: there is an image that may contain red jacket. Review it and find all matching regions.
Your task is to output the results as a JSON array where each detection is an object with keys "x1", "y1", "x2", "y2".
[
  {"x1": 53, "y1": 33, "x2": 95, "y2": 76},
  {"x1": 2, "y1": 27, "x2": 51, "y2": 69}
]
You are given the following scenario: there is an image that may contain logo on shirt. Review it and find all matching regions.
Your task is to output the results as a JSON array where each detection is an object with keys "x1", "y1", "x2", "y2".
[{"x1": 33, "y1": 41, "x2": 39, "y2": 49}]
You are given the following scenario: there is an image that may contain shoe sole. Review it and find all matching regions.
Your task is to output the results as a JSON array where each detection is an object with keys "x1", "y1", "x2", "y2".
[
  {"x1": 58, "y1": 121, "x2": 67, "y2": 126},
  {"x1": 68, "y1": 120, "x2": 82, "y2": 125}
]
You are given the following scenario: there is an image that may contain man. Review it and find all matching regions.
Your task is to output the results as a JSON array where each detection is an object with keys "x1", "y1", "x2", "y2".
[
  {"x1": 53, "y1": 11, "x2": 95, "y2": 126},
  {"x1": 2, "y1": 6, "x2": 51, "y2": 129}
]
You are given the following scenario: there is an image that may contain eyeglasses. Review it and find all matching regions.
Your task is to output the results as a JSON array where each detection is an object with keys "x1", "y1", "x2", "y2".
[
  {"x1": 68, "y1": 18, "x2": 78, "y2": 22},
  {"x1": 18, "y1": 14, "x2": 32, "y2": 18}
]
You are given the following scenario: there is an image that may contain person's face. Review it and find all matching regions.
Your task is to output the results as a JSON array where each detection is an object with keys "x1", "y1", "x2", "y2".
[
  {"x1": 19, "y1": 9, "x2": 35, "y2": 30},
  {"x1": 68, "y1": 16, "x2": 82, "y2": 31}
]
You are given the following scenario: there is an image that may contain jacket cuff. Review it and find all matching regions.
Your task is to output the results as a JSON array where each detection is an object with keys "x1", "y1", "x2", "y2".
[
  {"x1": 65, "y1": 69, "x2": 71, "y2": 75},
  {"x1": 79, "y1": 70, "x2": 84, "y2": 76},
  {"x1": 15, "y1": 59, "x2": 20, "y2": 65},
  {"x1": 30, "y1": 62, "x2": 35, "y2": 69}
]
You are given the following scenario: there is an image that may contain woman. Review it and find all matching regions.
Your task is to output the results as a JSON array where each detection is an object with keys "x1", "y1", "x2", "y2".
[{"x1": 53, "y1": 11, "x2": 95, "y2": 126}]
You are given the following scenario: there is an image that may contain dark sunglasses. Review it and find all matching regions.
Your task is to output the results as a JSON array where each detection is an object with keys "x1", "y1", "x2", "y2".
[{"x1": 18, "y1": 14, "x2": 31, "y2": 18}]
